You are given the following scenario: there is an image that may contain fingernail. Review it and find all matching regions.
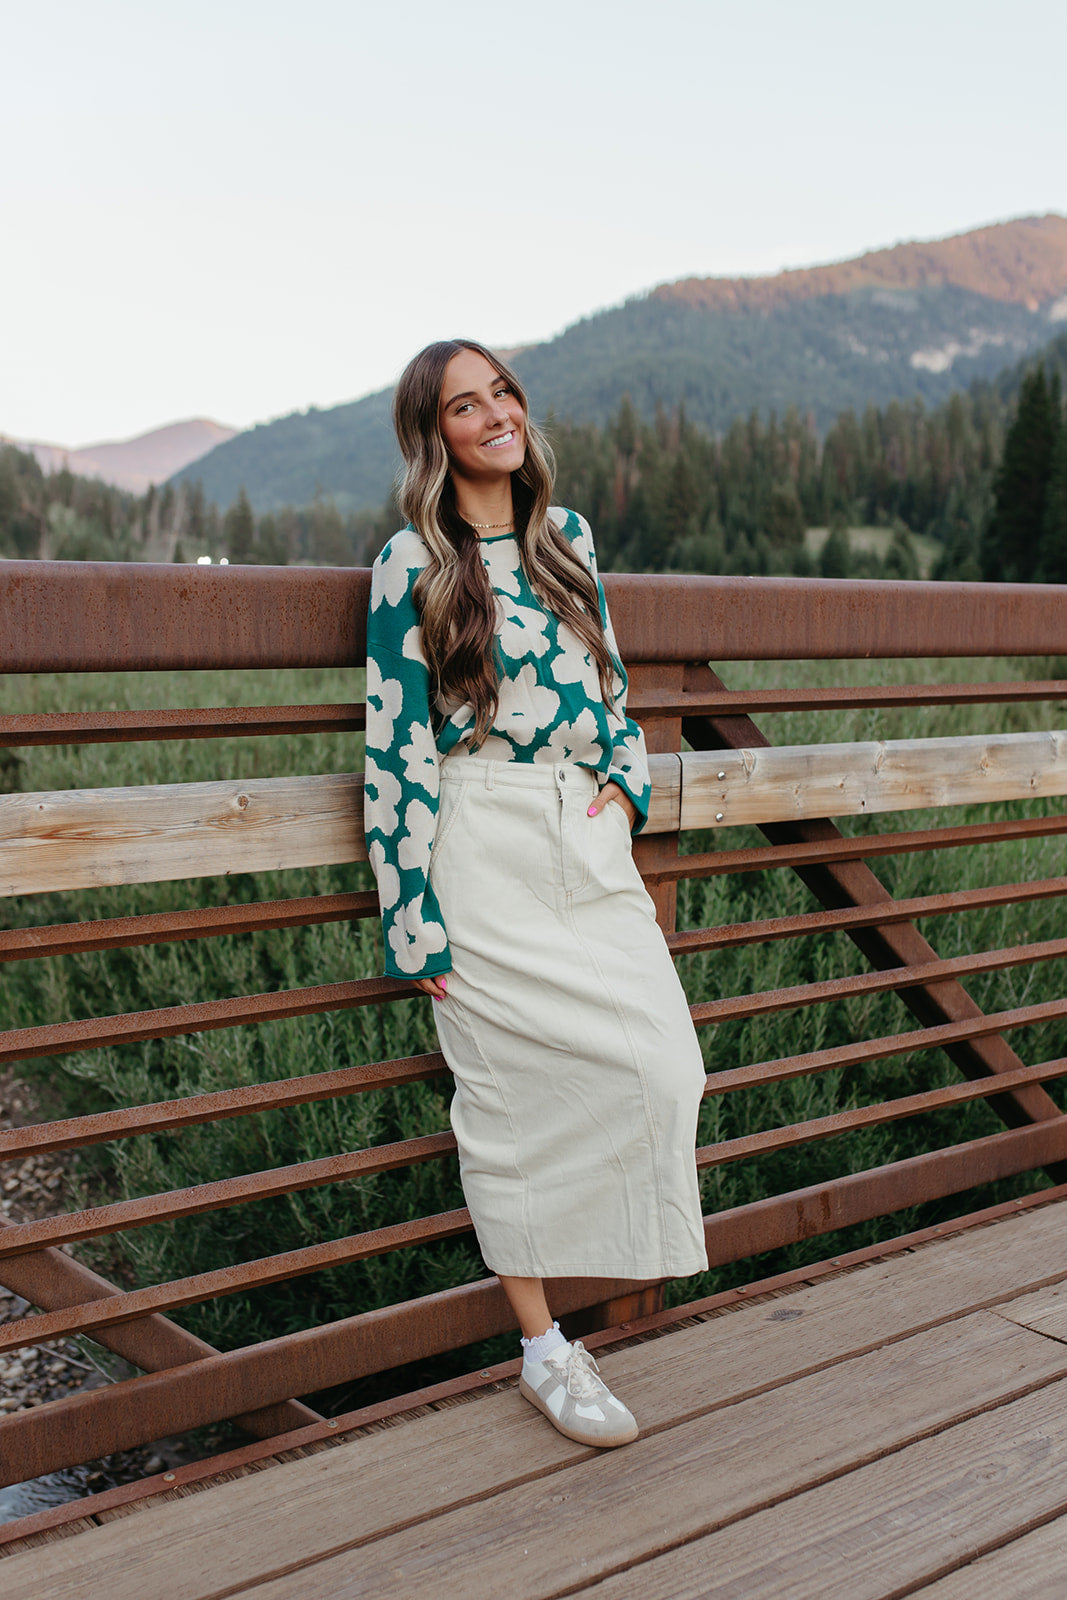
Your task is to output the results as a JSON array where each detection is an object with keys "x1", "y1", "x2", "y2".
[
  {"x1": 587, "y1": 804, "x2": 597, "y2": 816},
  {"x1": 440, "y1": 977, "x2": 447, "y2": 991}
]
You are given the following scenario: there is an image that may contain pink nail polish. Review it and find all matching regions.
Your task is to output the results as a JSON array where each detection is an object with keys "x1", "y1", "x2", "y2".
[
  {"x1": 440, "y1": 977, "x2": 447, "y2": 991},
  {"x1": 587, "y1": 804, "x2": 597, "y2": 816}
]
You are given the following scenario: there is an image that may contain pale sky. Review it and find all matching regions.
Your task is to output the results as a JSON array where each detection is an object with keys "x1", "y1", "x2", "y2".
[{"x1": 4, "y1": 0, "x2": 1066, "y2": 446}]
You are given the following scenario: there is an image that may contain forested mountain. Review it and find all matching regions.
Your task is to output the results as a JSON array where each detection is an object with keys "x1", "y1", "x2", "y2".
[{"x1": 173, "y1": 216, "x2": 1067, "y2": 513}]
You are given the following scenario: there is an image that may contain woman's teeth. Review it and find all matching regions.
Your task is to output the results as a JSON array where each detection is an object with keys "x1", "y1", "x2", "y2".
[{"x1": 483, "y1": 431, "x2": 514, "y2": 448}]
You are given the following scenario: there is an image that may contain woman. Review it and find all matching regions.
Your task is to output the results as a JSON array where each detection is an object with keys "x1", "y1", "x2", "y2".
[{"x1": 364, "y1": 339, "x2": 707, "y2": 1449}]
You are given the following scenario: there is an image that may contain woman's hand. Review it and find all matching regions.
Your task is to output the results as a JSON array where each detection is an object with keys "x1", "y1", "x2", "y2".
[
  {"x1": 413, "y1": 973, "x2": 450, "y2": 1001},
  {"x1": 588, "y1": 782, "x2": 637, "y2": 831}
]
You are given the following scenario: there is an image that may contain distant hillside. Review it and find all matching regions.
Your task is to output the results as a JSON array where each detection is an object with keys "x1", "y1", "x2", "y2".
[
  {"x1": 4, "y1": 418, "x2": 236, "y2": 494},
  {"x1": 174, "y1": 215, "x2": 1067, "y2": 513}
]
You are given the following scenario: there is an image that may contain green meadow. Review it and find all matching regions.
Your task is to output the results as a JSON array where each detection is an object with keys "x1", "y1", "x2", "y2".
[{"x1": 2, "y1": 655, "x2": 1065, "y2": 1396}]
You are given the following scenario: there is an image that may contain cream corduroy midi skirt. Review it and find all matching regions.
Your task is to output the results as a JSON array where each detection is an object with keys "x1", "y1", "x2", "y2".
[{"x1": 428, "y1": 757, "x2": 709, "y2": 1281}]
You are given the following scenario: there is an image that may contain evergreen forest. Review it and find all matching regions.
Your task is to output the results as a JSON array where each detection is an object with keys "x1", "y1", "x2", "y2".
[{"x1": 3, "y1": 332, "x2": 1065, "y2": 586}]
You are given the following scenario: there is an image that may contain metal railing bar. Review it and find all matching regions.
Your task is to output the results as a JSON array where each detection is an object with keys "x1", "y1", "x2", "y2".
[
  {"x1": 0, "y1": 891, "x2": 380, "y2": 964},
  {"x1": 0, "y1": 1051, "x2": 447, "y2": 1162},
  {"x1": 691, "y1": 937, "x2": 1067, "y2": 1027},
  {"x1": 696, "y1": 1055, "x2": 1067, "y2": 1171},
  {"x1": 0, "y1": 1208, "x2": 474, "y2": 1356},
  {"x1": 629, "y1": 680, "x2": 1067, "y2": 717},
  {"x1": 0, "y1": 973, "x2": 414, "y2": 1066},
  {"x1": 0, "y1": 1131, "x2": 459, "y2": 1259},
  {"x1": 700, "y1": 996, "x2": 1067, "y2": 1094},
  {"x1": 667, "y1": 877, "x2": 1067, "y2": 955},
  {"x1": 10, "y1": 993, "x2": 1067, "y2": 1259},
  {"x1": 646, "y1": 813, "x2": 1067, "y2": 884},
  {"x1": 0, "y1": 704, "x2": 365, "y2": 748},
  {"x1": 5, "y1": 1113, "x2": 1067, "y2": 1489}
]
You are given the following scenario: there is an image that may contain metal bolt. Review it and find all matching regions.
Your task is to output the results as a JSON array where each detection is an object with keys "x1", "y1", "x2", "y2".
[
  {"x1": 715, "y1": 812, "x2": 724, "y2": 822},
  {"x1": 327, "y1": 1418, "x2": 339, "y2": 1428},
  {"x1": 717, "y1": 771, "x2": 725, "y2": 780},
  {"x1": 163, "y1": 1472, "x2": 175, "y2": 1482}
]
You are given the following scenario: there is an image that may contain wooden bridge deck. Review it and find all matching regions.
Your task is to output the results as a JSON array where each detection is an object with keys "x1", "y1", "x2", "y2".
[{"x1": 6, "y1": 1194, "x2": 1067, "y2": 1598}]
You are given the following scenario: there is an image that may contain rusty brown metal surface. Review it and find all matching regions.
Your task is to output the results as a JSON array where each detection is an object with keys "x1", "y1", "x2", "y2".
[
  {"x1": 0, "y1": 974, "x2": 414, "y2": 1065},
  {"x1": 702, "y1": 1117, "x2": 1067, "y2": 1270},
  {"x1": 0, "y1": 891, "x2": 379, "y2": 964},
  {"x1": 683, "y1": 664, "x2": 1067, "y2": 1143},
  {"x1": 667, "y1": 877, "x2": 1067, "y2": 955},
  {"x1": 4, "y1": 1114, "x2": 1067, "y2": 1490},
  {"x1": 0, "y1": 1209, "x2": 474, "y2": 1356},
  {"x1": 628, "y1": 680, "x2": 1067, "y2": 716},
  {"x1": 0, "y1": 1052, "x2": 446, "y2": 1162},
  {"x1": 700, "y1": 996, "x2": 1067, "y2": 1096},
  {"x1": 698, "y1": 1055, "x2": 1067, "y2": 1170},
  {"x1": 0, "y1": 704, "x2": 364, "y2": 747},
  {"x1": 690, "y1": 937, "x2": 1067, "y2": 1027},
  {"x1": 0, "y1": 1267, "x2": 651, "y2": 1486},
  {"x1": 1, "y1": 561, "x2": 370, "y2": 673},
  {"x1": 8, "y1": 563, "x2": 1067, "y2": 673},
  {"x1": 645, "y1": 813, "x2": 1067, "y2": 885},
  {"x1": 609, "y1": 573, "x2": 1067, "y2": 661},
  {"x1": 0, "y1": 1216, "x2": 321, "y2": 1439},
  {"x1": 0, "y1": 1133, "x2": 458, "y2": 1258}
]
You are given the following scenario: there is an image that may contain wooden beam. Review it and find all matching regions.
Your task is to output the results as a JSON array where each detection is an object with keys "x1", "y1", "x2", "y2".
[
  {"x1": 681, "y1": 730, "x2": 1067, "y2": 830},
  {"x1": 3, "y1": 733, "x2": 1064, "y2": 899},
  {"x1": 0, "y1": 773, "x2": 365, "y2": 897}
]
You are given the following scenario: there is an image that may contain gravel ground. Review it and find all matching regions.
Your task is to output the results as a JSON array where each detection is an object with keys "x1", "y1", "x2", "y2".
[{"x1": 0, "y1": 1071, "x2": 203, "y2": 1517}]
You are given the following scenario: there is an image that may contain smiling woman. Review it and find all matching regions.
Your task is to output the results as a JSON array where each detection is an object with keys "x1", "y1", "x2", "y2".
[{"x1": 362, "y1": 337, "x2": 708, "y2": 1452}]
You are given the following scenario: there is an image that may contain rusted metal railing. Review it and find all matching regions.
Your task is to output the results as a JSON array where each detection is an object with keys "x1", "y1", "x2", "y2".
[{"x1": 1, "y1": 560, "x2": 1067, "y2": 1490}]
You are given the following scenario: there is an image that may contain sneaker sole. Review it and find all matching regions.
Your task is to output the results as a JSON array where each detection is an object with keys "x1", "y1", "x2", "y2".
[{"x1": 519, "y1": 1375, "x2": 639, "y2": 1449}]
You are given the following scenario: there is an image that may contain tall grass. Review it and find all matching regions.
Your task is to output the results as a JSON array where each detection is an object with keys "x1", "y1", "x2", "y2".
[{"x1": 2, "y1": 655, "x2": 1065, "y2": 1383}]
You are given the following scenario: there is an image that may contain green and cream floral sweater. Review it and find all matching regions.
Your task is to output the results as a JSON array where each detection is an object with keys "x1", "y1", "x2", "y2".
[{"x1": 364, "y1": 508, "x2": 652, "y2": 981}]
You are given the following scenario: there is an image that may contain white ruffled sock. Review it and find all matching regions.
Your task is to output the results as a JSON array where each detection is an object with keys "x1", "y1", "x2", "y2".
[{"x1": 521, "y1": 1321, "x2": 570, "y2": 1368}]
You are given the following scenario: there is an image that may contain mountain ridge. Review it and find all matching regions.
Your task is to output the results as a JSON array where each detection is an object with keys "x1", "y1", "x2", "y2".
[
  {"x1": 2, "y1": 418, "x2": 237, "y2": 494},
  {"x1": 167, "y1": 213, "x2": 1067, "y2": 513}
]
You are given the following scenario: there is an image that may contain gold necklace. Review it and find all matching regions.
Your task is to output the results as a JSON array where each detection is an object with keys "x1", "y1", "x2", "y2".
[{"x1": 467, "y1": 518, "x2": 514, "y2": 529}]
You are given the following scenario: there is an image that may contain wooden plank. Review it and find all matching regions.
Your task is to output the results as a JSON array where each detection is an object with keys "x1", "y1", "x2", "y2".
[
  {"x1": 681, "y1": 729, "x2": 1067, "y2": 829},
  {"x1": 644, "y1": 752, "x2": 681, "y2": 833},
  {"x1": 4, "y1": 1198, "x2": 1067, "y2": 1596},
  {"x1": 171, "y1": 1316, "x2": 1067, "y2": 1600},
  {"x1": 4, "y1": 1256, "x2": 1064, "y2": 1600},
  {"x1": 910, "y1": 1515, "x2": 1067, "y2": 1599},
  {"x1": 992, "y1": 1280, "x2": 1067, "y2": 1344},
  {"x1": 0, "y1": 773, "x2": 365, "y2": 896},
  {"x1": 577, "y1": 1379, "x2": 1067, "y2": 1600}
]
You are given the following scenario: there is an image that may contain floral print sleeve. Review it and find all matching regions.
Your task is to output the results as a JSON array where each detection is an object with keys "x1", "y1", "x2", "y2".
[{"x1": 364, "y1": 531, "x2": 452, "y2": 981}]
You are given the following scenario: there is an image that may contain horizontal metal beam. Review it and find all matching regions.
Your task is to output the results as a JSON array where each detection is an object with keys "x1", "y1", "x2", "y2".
[
  {"x1": 6, "y1": 562, "x2": 1067, "y2": 672},
  {"x1": 0, "y1": 703, "x2": 365, "y2": 747},
  {"x1": 4, "y1": 1115, "x2": 1066, "y2": 1486},
  {"x1": 0, "y1": 890, "x2": 379, "y2": 964}
]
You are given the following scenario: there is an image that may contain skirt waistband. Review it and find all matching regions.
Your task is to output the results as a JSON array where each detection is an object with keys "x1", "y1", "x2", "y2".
[{"x1": 439, "y1": 755, "x2": 599, "y2": 794}]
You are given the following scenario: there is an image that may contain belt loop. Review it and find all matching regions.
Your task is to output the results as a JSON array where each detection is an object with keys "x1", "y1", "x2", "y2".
[{"x1": 485, "y1": 761, "x2": 495, "y2": 791}]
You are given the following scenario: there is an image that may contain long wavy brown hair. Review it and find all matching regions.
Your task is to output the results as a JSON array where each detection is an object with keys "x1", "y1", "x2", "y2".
[{"x1": 393, "y1": 338, "x2": 617, "y2": 747}]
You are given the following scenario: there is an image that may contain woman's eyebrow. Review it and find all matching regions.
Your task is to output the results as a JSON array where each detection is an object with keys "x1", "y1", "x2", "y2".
[{"x1": 442, "y1": 374, "x2": 506, "y2": 410}]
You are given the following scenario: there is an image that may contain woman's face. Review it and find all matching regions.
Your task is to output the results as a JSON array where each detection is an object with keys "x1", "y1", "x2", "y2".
[{"x1": 438, "y1": 349, "x2": 526, "y2": 487}]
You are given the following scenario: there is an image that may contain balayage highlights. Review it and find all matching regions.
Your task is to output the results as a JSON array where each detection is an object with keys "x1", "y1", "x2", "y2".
[{"x1": 393, "y1": 338, "x2": 618, "y2": 747}]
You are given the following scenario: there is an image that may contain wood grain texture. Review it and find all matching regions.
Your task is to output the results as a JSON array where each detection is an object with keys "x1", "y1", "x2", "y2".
[
  {"x1": 991, "y1": 1280, "x2": 1067, "y2": 1344},
  {"x1": 681, "y1": 729, "x2": 1067, "y2": 829},
  {"x1": 0, "y1": 773, "x2": 365, "y2": 896},
  {"x1": 911, "y1": 1515, "x2": 1067, "y2": 1599},
  {"x1": 224, "y1": 1316, "x2": 1064, "y2": 1600},
  {"x1": 578, "y1": 1379, "x2": 1067, "y2": 1600}
]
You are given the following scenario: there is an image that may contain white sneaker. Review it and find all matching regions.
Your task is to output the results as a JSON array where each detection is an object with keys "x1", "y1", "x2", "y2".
[{"x1": 519, "y1": 1340, "x2": 639, "y2": 1448}]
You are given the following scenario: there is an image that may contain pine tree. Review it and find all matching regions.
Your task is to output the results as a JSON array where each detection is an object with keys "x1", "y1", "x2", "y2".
[
  {"x1": 1037, "y1": 419, "x2": 1067, "y2": 583},
  {"x1": 980, "y1": 368, "x2": 1057, "y2": 582},
  {"x1": 224, "y1": 488, "x2": 255, "y2": 564}
]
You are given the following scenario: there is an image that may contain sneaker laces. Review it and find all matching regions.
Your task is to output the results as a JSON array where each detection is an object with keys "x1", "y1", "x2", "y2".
[{"x1": 559, "y1": 1341, "x2": 607, "y2": 1401}]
